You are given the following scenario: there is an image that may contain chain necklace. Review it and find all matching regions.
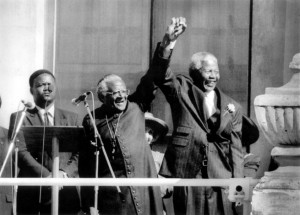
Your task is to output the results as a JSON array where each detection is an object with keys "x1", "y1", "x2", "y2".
[{"x1": 105, "y1": 112, "x2": 122, "y2": 159}]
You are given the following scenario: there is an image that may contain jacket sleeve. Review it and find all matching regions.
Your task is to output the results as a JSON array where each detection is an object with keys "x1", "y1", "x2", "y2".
[
  {"x1": 129, "y1": 42, "x2": 181, "y2": 112},
  {"x1": 79, "y1": 115, "x2": 96, "y2": 211},
  {"x1": 149, "y1": 42, "x2": 183, "y2": 105},
  {"x1": 8, "y1": 113, "x2": 51, "y2": 177},
  {"x1": 241, "y1": 115, "x2": 259, "y2": 146},
  {"x1": 128, "y1": 73, "x2": 158, "y2": 112},
  {"x1": 229, "y1": 106, "x2": 244, "y2": 178}
]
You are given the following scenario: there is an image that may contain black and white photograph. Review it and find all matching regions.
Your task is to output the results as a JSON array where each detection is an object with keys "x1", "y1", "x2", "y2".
[{"x1": 0, "y1": 0, "x2": 299, "y2": 215}]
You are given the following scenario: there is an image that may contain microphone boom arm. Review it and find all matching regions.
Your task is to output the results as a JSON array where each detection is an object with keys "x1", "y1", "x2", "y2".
[{"x1": 82, "y1": 99, "x2": 124, "y2": 210}]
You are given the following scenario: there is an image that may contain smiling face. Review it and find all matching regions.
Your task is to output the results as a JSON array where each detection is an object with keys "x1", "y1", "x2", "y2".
[
  {"x1": 30, "y1": 73, "x2": 56, "y2": 108},
  {"x1": 145, "y1": 127, "x2": 154, "y2": 145},
  {"x1": 189, "y1": 53, "x2": 220, "y2": 93},
  {"x1": 102, "y1": 79, "x2": 128, "y2": 113}
]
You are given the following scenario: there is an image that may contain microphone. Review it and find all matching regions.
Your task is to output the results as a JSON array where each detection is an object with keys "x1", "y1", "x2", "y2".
[
  {"x1": 71, "y1": 91, "x2": 91, "y2": 106},
  {"x1": 21, "y1": 100, "x2": 35, "y2": 109}
]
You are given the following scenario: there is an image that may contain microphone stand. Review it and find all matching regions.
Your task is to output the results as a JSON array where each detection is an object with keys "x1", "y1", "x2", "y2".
[
  {"x1": 0, "y1": 105, "x2": 28, "y2": 177},
  {"x1": 13, "y1": 147, "x2": 18, "y2": 215},
  {"x1": 0, "y1": 105, "x2": 28, "y2": 215},
  {"x1": 82, "y1": 99, "x2": 124, "y2": 213}
]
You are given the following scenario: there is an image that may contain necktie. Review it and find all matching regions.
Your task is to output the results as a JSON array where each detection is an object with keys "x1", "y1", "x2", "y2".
[{"x1": 44, "y1": 112, "x2": 51, "y2": 126}]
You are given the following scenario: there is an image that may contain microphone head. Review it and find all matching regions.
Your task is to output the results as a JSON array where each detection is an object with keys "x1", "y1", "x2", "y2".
[
  {"x1": 21, "y1": 100, "x2": 35, "y2": 110},
  {"x1": 71, "y1": 98, "x2": 79, "y2": 106}
]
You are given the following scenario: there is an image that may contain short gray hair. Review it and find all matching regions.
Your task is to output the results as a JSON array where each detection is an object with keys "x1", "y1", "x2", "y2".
[
  {"x1": 189, "y1": 52, "x2": 218, "y2": 80},
  {"x1": 96, "y1": 74, "x2": 124, "y2": 101}
]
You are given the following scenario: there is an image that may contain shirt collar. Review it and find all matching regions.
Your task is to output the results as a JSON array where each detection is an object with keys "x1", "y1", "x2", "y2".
[
  {"x1": 204, "y1": 90, "x2": 216, "y2": 100},
  {"x1": 36, "y1": 103, "x2": 55, "y2": 117}
]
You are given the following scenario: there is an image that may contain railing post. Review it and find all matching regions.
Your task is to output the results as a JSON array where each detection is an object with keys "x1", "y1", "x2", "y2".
[{"x1": 51, "y1": 136, "x2": 59, "y2": 215}]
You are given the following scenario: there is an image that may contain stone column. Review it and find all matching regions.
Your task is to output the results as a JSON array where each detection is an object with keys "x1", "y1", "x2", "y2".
[{"x1": 252, "y1": 53, "x2": 300, "y2": 215}]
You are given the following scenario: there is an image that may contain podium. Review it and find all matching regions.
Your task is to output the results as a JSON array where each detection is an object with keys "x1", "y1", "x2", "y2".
[{"x1": 21, "y1": 126, "x2": 85, "y2": 215}]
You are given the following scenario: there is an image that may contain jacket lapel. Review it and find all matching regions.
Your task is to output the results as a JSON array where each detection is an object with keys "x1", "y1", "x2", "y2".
[
  {"x1": 215, "y1": 89, "x2": 233, "y2": 135},
  {"x1": 181, "y1": 85, "x2": 209, "y2": 132},
  {"x1": 54, "y1": 108, "x2": 69, "y2": 126},
  {"x1": 26, "y1": 108, "x2": 43, "y2": 126}
]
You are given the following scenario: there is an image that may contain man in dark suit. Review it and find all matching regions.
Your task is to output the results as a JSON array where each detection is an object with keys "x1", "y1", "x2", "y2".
[
  {"x1": 0, "y1": 96, "x2": 13, "y2": 215},
  {"x1": 8, "y1": 70, "x2": 81, "y2": 214},
  {"x1": 153, "y1": 18, "x2": 259, "y2": 215}
]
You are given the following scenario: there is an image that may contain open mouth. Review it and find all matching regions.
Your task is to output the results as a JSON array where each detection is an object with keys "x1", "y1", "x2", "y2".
[
  {"x1": 205, "y1": 81, "x2": 215, "y2": 87},
  {"x1": 116, "y1": 99, "x2": 125, "y2": 105}
]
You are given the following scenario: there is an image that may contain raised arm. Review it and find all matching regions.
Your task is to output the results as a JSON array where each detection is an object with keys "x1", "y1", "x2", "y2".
[
  {"x1": 129, "y1": 17, "x2": 187, "y2": 110},
  {"x1": 160, "y1": 17, "x2": 187, "y2": 57},
  {"x1": 149, "y1": 17, "x2": 187, "y2": 103}
]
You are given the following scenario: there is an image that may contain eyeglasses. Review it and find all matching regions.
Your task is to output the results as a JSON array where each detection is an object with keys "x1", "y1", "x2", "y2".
[{"x1": 104, "y1": 89, "x2": 130, "y2": 97}]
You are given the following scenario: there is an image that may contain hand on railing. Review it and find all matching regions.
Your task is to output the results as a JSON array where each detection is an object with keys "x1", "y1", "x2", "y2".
[
  {"x1": 89, "y1": 207, "x2": 99, "y2": 215},
  {"x1": 46, "y1": 170, "x2": 68, "y2": 190},
  {"x1": 158, "y1": 175, "x2": 173, "y2": 198}
]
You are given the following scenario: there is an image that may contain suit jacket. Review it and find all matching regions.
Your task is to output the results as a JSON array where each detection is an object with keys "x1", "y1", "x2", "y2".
[
  {"x1": 0, "y1": 126, "x2": 12, "y2": 215},
  {"x1": 8, "y1": 107, "x2": 81, "y2": 214},
  {"x1": 151, "y1": 44, "x2": 244, "y2": 179}
]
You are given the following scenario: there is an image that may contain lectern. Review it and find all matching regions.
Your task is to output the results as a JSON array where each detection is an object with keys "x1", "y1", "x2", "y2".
[{"x1": 21, "y1": 126, "x2": 84, "y2": 215}]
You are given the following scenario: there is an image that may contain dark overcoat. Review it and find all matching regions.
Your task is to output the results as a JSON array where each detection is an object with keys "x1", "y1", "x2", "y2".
[
  {"x1": 80, "y1": 74, "x2": 164, "y2": 215},
  {"x1": 152, "y1": 44, "x2": 246, "y2": 215}
]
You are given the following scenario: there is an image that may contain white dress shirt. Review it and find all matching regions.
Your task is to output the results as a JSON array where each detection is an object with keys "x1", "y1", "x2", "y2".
[
  {"x1": 204, "y1": 90, "x2": 217, "y2": 118},
  {"x1": 36, "y1": 104, "x2": 54, "y2": 125}
]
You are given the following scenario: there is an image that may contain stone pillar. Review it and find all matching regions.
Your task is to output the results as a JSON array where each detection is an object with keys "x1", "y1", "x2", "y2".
[{"x1": 252, "y1": 53, "x2": 300, "y2": 215}]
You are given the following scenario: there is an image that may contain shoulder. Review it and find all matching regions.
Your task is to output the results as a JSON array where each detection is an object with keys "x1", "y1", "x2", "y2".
[
  {"x1": 10, "y1": 108, "x2": 37, "y2": 122},
  {"x1": 176, "y1": 74, "x2": 193, "y2": 83},
  {"x1": 176, "y1": 74, "x2": 195, "y2": 89},
  {"x1": 127, "y1": 101, "x2": 140, "y2": 111},
  {"x1": 0, "y1": 126, "x2": 8, "y2": 138},
  {"x1": 83, "y1": 106, "x2": 104, "y2": 122},
  {"x1": 55, "y1": 108, "x2": 78, "y2": 121},
  {"x1": 217, "y1": 88, "x2": 242, "y2": 110},
  {"x1": 56, "y1": 108, "x2": 77, "y2": 116},
  {"x1": 10, "y1": 110, "x2": 23, "y2": 117}
]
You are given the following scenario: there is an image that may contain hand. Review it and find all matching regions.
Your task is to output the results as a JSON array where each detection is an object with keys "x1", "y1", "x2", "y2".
[
  {"x1": 158, "y1": 175, "x2": 173, "y2": 198},
  {"x1": 46, "y1": 171, "x2": 67, "y2": 190},
  {"x1": 161, "y1": 184, "x2": 173, "y2": 198},
  {"x1": 89, "y1": 207, "x2": 99, "y2": 215},
  {"x1": 58, "y1": 170, "x2": 68, "y2": 178},
  {"x1": 162, "y1": 17, "x2": 187, "y2": 47},
  {"x1": 46, "y1": 170, "x2": 68, "y2": 178}
]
